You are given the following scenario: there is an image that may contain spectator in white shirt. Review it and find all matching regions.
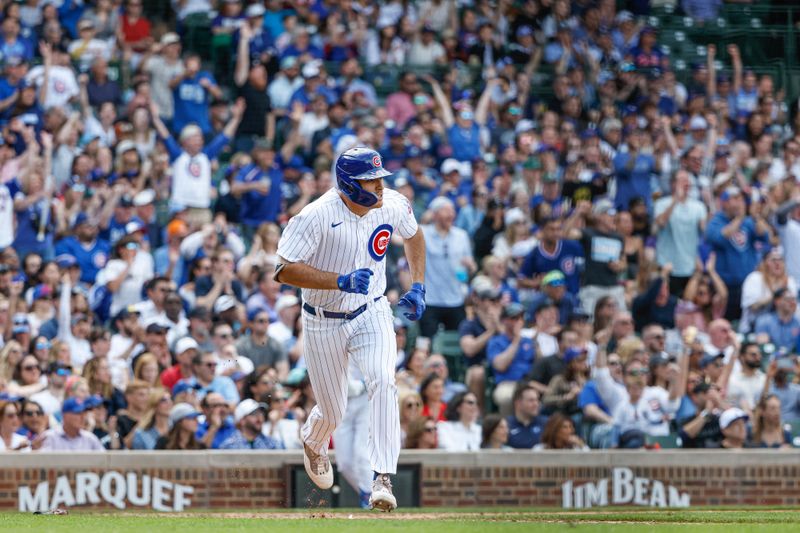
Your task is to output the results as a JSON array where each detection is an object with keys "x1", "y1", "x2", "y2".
[{"x1": 437, "y1": 392, "x2": 482, "y2": 451}]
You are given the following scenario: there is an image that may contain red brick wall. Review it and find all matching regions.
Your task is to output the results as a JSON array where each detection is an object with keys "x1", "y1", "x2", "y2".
[{"x1": 2, "y1": 451, "x2": 799, "y2": 511}]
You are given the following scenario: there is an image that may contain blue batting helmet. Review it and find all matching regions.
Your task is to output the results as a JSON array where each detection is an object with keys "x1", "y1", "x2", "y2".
[{"x1": 335, "y1": 147, "x2": 391, "y2": 207}]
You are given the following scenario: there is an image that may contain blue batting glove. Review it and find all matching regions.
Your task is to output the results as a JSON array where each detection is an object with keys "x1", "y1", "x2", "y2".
[
  {"x1": 337, "y1": 268, "x2": 374, "y2": 294},
  {"x1": 398, "y1": 283, "x2": 426, "y2": 321}
]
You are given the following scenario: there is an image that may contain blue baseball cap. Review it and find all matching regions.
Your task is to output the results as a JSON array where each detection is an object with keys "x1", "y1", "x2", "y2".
[
  {"x1": 55, "y1": 254, "x2": 78, "y2": 269},
  {"x1": 563, "y1": 347, "x2": 588, "y2": 364},
  {"x1": 84, "y1": 395, "x2": 105, "y2": 409},
  {"x1": 172, "y1": 380, "x2": 201, "y2": 396},
  {"x1": 32, "y1": 284, "x2": 53, "y2": 301},
  {"x1": 72, "y1": 213, "x2": 90, "y2": 229},
  {"x1": 62, "y1": 397, "x2": 91, "y2": 414},
  {"x1": 699, "y1": 353, "x2": 724, "y2": 369}
]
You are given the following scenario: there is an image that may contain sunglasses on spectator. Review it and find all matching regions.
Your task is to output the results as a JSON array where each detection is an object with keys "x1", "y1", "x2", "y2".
[
  {"x1": 404, "y1": 401, "x2": 421, "y2": 408},
  {"x1": 424, "y1": 426, "x2": 436, "y2": 433},
  {"x1": 608, "y1": 360, "x2": 622, "y2": 366},
  {"x1": 217, "y1": 333, "x2": 233, "y2": 339},
  {"x1": 23, "y1": 410, "x2": 43, "y2": 417},
  {"x1": 626, "y1": 369, "x2": 649, "y2": 377},
  {"x1": 35, "y1": 341, "x2": 51, "y2": 350},
  {"x1": 207, "y1": 403, "x2": 226, "y2": 409},
  {"x1": 22, "y1": 365, "x2": 40, "y2": 372},
  {"x1": 462, "y1": 399, "x2": 477, "y2": 406},
  {"x1": 203, "y1": 362, "x2": 218, "y2": 368}
]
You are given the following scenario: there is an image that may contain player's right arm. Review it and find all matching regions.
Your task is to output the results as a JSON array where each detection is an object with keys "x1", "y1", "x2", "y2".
[{"x1": 274, "y1": 257, "x2": 339, "y2": 290}]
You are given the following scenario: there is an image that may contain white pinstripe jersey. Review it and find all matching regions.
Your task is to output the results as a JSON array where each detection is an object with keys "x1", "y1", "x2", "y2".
[{"x1": 277, "y1": 187, "x2": 418, "y2": 312}]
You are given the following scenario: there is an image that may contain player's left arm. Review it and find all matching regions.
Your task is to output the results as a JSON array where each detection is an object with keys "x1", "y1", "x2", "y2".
[{"x1": 398, "y1": 229, "x2": 427, "y2": 321}]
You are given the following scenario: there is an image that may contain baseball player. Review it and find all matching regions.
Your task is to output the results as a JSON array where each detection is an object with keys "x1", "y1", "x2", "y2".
[{"x1": 274, "y1": 147, "x2": 426, "y2": 512}]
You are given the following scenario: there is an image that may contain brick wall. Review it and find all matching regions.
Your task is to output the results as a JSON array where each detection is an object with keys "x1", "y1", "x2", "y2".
[{"x1": 1, "y1": 451, "x2": 799, "y2": 511}]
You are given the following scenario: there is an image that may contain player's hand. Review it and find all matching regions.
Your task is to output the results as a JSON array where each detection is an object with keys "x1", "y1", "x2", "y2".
[
  {"x1": 398, "y1": 283, "x2": 426, "y2": 321},
  {"x1": 337, "y1": 268, "x2": 373, "y2": 294}
]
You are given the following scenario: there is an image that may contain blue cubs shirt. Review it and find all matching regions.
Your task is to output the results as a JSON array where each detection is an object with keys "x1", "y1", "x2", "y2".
[
  {"x1": 487, "y1": 333, "x2": 536, "y2": 383},
  {"x1": 172, "y1": 71, "x2": 216, "y2": 135},
  {"x1": 54, "y1": 236, "x2": 111, "y2": 284},
  {"x1": 519, "y1": 239, "x2": 584, "y2": 295},
  {"x1": 235, "y1": 163, "x2": 283, "y2": 227}
]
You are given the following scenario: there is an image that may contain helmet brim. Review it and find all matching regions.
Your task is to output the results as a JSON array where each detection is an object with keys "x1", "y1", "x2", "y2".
[{"x1": 352, "y1": 167, "x2": 392, "y2": 180}]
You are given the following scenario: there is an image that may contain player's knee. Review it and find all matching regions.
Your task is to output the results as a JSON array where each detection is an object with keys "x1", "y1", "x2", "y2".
[{"x1": 366, "y1": 373, "x2": 397, "y2": 396}]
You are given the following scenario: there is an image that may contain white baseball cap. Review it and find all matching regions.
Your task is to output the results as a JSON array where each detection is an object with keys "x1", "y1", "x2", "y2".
[
  {"x1": 504, "y1": 207, "x2": 527, "y2": 227},
  {"x1": 719, "y1": 407, "x2": 749, "y2": 430},
  {"x1": 234, "y1": 398, "x2": 268, "y2": 423},
  {"x1": 175, "y1": 337, "x2": 199, "y2": 355},
  {"x1": 213, "y1": 295, "x2": 237, "y2": 314},
  {"x1": 275, "y1": 294, "x2": 300, "y2": 313},
  {"x1": 440, "y1": 158, "x2": 461, "y2": 175}
]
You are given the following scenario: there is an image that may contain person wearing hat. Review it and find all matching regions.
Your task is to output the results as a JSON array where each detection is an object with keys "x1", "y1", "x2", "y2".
[
  {"x1": 699, "y1": 352, "x2": 727, "y2": 387},
  {"x1": 705, "y1": 184, "x2": 770, "y2": 320},
  {"x1": 68, "y1": 18, "x2": 111, "y2": 70},
  {"x1": 169, "y1": 51, "x2": 223, "y2": 136},
  {"x1": 541, "y1": 346, "x2": 589, "y2": 416},
  {"x1": 39, "y1": 397, "x2": 105, "y2": 451},
  {"x1": 235, "y1": 308, "x2": 289, "y2": 379},
  {"x1": 457, "y1": 278, "x2": 502, "y2": 405},
  {"x1": 529, "y1": 270, "x2": 580, "y2": 326},
  {"x1": 519, "y1": 217, "x2": 583, "y2": 296},
  {"x1": 653, "y1": 169, "x2": 707, "y2": 296},
  {"x1": 754, "y1": 288, "x2": 800, "y2": 353},
  {"x1": 419, "y1": 196, "x2": 477, "y2": 338},
  {"x1": 211, "y1": 0, "x2": 243, "y2": 36},
  {"x1": 29, "y1": 361, "x2": 72, "y2": 418},
  {"x1": 267, "y1": 294, "x2": 300, "y2": 349},
  {"x1": 218, "y1": 398, "x2": 282, "y2": 449},
  {"x1": 268, "y1": 55, "x2": 303, "y2": 114},
  {"x1": 155, "y1": 402, "x2": 204, "y2": 450},
  {"x1": 196, "y1": 391, "x2": 236, "y2": 449},
  {"x1": 486, "y1": 302, "x2": 536, "y2": 416},
  {"x1": 190, "y1": 351, "x2": 240, "y2": 406},
  {"x1": 153, "y1": 219, "x2": 189, "y2": 284},
  {"x1": 678, "y1": 380, "x2": 726, "y2": 448},
  {"x1": 717, "y1": 407, "x2": 750, "y2": 448},
  {"x1": 613, "y1": 126, "x2": 656, "y2": 214},
  {"x1": 726, "y1": 342, "x2": 766, "y2": 412},
  {"x1": 142, "y1": 32, "x2": 184, "y2": 122},
  {"x1": 161, "y1": 337, "x2": 200, "y2": 391},
  {"x1": 508, "y1": 25, "x2": 536, "y2": 64},
  {"x1": 54, "y1": 212, "x2": 111, "y2": 285},
  {"x1": 572, "y1": 199, "x2": 626, "y2": 319},
  {"x1": 149, "y1": 96, "x2": 245, "y2": 223}
]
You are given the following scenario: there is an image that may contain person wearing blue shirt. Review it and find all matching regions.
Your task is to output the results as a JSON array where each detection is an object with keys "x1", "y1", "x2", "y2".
[
  {"x1": 613, "y1": 129, "x2": 656, "y2": 213},
  {"x1": 506, "y1": 384, "x2": 548, "y2": 449},
  {"x1": 54, "y1": 213, "x2": 111, "y2": 284},
  {"x1": 233, "y1": 5, "x2": 273, "y2": 64},
  {"x1": 232, "y1": 141, "x2": 283, "y2": 231},
  {"x1": 487, "y1": 303, "x2": 536, "y2": 416},
  {"x1": 705, "y1": 186, "x2": 770, "y2": 320},
  {"x1": 280, "y1": 27, "x2": 323, "y2": 60},
  {"x1": 171, "y1": 54, "x2": 223, "y2": 136},
  {"x1": 288, "y1": 64, "x2": 338, "y2": 108},
  {"x1": 578, "y1": 352, "x2": 620, "y2": 448},
  {"x1": 428, "y1": 74, "x2": 494, "y2": 162},
  {"x1": 195, "y1": 392, "x2": 237, "y2": 449},
  {"x1": 190, "y1": 352, "x2": 240, "y2": 405},
  {"x1": 0, "y1": 17, "x2": 34, "y2": 61},
  {"x1": 528, "y1": 270, "x2": 580, "y2": 325},
  {"x1": 754, "y1": 288, "x2": 800, "y2": 352},
  {"x1": 519, "y1": 217, "x2": 584, "y2": 295}
]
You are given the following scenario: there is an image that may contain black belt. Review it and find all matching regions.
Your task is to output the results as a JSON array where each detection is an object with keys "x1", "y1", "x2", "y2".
[{"x1": 303, "y1": 297, "x2": 380, "y2": 320}]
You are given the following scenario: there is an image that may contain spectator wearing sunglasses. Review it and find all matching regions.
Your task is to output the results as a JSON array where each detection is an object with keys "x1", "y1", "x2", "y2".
[
  {"x1": 16, "y1": 399, "x2": 48, "y2": 443},
  {"x1": 437, "y1": 392, "x2": 482, "y2": 451},
  {"x1": 403, "y1": 416, "x2": 438, "y2": 450},
  {"x1": 0, "y1": 399, "x2": 29, "y2": 451},
  {"x1": 189, "y1": 351, "x2": 239, "y2": 407},
  {"x1": 594, "y1": 344, "x2": 683, "y2": 446},
  {"x1": 29, "y1": 362, "x2": 71, "y2": 418}
]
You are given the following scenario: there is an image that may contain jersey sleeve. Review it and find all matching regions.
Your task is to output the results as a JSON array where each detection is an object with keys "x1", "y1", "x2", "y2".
[
  {"x1": 396, "y1": 193, "x2": 418, "y2": 239},
  {"x1": 277, "y1": 210, "x2": 320, "y2": 263}
]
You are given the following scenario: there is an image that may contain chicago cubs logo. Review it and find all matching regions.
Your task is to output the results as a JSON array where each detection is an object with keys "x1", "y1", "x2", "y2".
[
  {"x1": 93, "y1": 252, "x2": 108, "y2": 268},
  {"x1": 372, "y1": 155, "x2": 382, "y2": 168},
  {"x1": 729, "y1": 230, "x2": 747, "y2": 250},
  {"x1": 188, "y1": 161, "x2": 201, "y2": 178},
  {"x1": 368, "y1": 224, "x2": 393, "y2": 261},
  {"x1": 54, "y1": 79, "x2": 65, "y2": 93},
  {"x1": 560, "y1": 258, "x2": 575, "y2": 276}
]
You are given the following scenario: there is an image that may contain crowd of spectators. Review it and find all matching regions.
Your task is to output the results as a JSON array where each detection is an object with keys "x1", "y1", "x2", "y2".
[{"x1": 1, "y1": 0, "x2": 800, "y2": 456}]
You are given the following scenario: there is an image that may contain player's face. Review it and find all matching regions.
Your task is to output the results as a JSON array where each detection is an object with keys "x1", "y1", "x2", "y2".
[{"x1": 360, "y1": 178, "x2": 384, "y2": 208}]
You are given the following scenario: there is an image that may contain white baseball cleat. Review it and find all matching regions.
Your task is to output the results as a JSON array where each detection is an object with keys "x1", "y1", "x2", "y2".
[
  {"x1": 369, "y1": 474, "x2": 397, "y2": 512},
  {"x1": 303, "y1": 443, "x2": 333, "y2": 490}
]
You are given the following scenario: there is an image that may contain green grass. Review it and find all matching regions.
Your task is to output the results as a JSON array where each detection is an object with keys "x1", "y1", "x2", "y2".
[{"x1": 3, "y1": 509, "x2": 800, "y2": 532}]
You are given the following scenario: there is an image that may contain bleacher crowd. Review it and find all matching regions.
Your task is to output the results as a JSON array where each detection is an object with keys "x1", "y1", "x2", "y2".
[{"x1": 0, "y1": 0, "x2": 799, "y2": 456}]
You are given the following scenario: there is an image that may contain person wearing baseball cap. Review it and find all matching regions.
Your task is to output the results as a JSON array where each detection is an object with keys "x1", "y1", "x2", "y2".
[
  {"x1": 529, "y1": 270, "x2": 580, "y2": 325},
  {"x1": 161, "y1": 337, "x2": 200, "y2": 391},
  {"x1": 706, "y1": 182, "x2": 769, "y2": 321},
  {"x1": 54, "y1": 210, "x2": 111, "y2": 285},
  {"x1": 39, "y1": 397, "x2": 105, "y2": 451},
  {"x1": 486, "y1": 302, "x2": 536, "y2": 416},
  {"x1": 541, "y1": 346, "x2": 589, "y2": 415},
  {"x1": 156, "y1": 403, "x2": 204, "y2": 450},
  {"x1": 718, "y1": 407, "x2": 749, "y2": 448},
  {"x1": 217, "y1": 398, "x2": 282, "y2": 449}
]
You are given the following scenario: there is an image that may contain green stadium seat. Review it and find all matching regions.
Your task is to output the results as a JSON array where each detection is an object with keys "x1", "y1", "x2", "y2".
[
  {"x1": 646, "y1": 432, "x2": 682, "y2": 449},
  {"x1": 432, "y1": 330, "x2": 466, "y2": 383}
]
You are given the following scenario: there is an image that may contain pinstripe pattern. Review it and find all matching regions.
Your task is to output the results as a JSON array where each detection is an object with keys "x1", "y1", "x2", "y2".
[{"x1": 281, "y1": 187, "x2": 416, "y2": 477}]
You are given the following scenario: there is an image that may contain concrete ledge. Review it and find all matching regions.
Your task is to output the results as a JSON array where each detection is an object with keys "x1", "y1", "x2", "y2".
[{"x1": 3, "y1": 449, "x2": 799, "y2": 469}]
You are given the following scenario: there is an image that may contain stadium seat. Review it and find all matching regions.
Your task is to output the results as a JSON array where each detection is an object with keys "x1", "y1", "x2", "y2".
[
  {"x1": 432, "y1": 330, "x2": 466, "y2": 383},
  {"x1": 646, "y1": 433, "x2": 682, "y2": 449}
]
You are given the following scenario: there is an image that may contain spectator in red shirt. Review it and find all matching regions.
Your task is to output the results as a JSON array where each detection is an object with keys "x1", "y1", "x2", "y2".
[
  {"x1": 160, "y1": 337, "x2": 199, "y2": 391},
  {"x1": 118, "y1": 0, "x2": 152, "y2": 54},
  {"x1": 420, "y1": 373, "x2": 447, "y2": 422}
]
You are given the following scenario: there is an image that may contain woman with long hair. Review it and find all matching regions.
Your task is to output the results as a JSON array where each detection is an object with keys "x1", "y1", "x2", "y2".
[
  {"x1": 419, "y1": 373, "x2": 447, "y2": 422},
  {"x1": 82, "y1": 356, "x2": 126, "y2": 416},
  {"x1": 133, "y1": 353, "x2": 161, "y2": 386},
  {"x1": 0, "y1": 400, "x2": 29, "y2": 451},
  {"x1": 534, "y1": 413, "x2": 588, "y2": 450},
  {"x1": 437, "y1": 392, "x2": 482, "y2": 451},
  {"x1": 49, "y1": 339, "x2": 72, "y2": 366},
  {"x1": 592, "y1": 296, "x2": 617, "y2": 342},
  {"x1": 179, "y1": 257, "x2": 213, "y2": 309},
  {"x1": 0, "y1": 341, "x2": 25, "y2": 384},
  {"x1": 395, "y1": 348, "x2": 428, "y2": 392},
  {"x1": 740, "y1": 247, "x2": 797, "y2": 331},
  {"x1": 481, "y1": 413, "x2": 510, "y2": 449},
  {"x1": 676, "y1": 255, "x2": 728, "y2": 334},
  {"x1": 398, "y1": 389, "x2": 422, "y2": 446},
  {"x1": 403, "y1": 416, "x2": 437, "y2": 449},
  {"x1": 17, "y1": 399, "x2": 48, "y2": 443},
  {"x1": 8, "y1": 354, "x2": 47, "y2": 397},
  {"x1": 752, "y1": 394, "x2": 791, "y2": 449},
  {"x1": 29, "y1": 336, "x2": 52, "y2": 368},
  {"x1": 542, "y1": 348, "x2": 589, "y2": 415},
  {"x1": 131, "y1": 388, "x2": 173, "y2": 450},
  {"x1": 155, "y1": 403, "x2": 204, "y2": 450}
]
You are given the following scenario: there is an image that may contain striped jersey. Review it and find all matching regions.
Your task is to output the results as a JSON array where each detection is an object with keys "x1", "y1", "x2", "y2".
[{"x1": 277, "y1": 187, "x2": 418, "y2": 312}]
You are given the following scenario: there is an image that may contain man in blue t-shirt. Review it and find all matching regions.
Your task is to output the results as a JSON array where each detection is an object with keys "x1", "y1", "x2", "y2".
[
  {"x1": 519, "y1": 217, "x2": 583, "y2": 295},
  {"x1": 613, "y1": 128, "x2": 656, "y2": 213},
  {"x1": 705, "y1": 186, "x2": 770, "y2": 320},
  {"x1": 232, "y1": 141, "x2": 283, "y2": 230},
  {"x1": 54, "y1": 213, "x2": 111, "y2": 285},
  {"x1": 487, "y1": 302, "x2": 536, "y2": 416},
  {"x1": 506, "y1": 384, "x2": 548, "y2": 449},
  {"x1": 171, "y1": 54, "x2": 222, "y2": 136}
]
